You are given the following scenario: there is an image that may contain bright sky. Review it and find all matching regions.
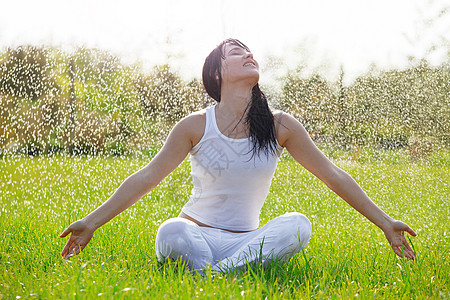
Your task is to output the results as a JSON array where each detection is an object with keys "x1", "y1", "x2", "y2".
[{"x1": 0, "y1": 0, "x2": 448, "y2": 85}]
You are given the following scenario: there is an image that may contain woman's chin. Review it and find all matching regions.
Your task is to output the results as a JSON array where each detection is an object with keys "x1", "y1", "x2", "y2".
[{"x1": 246, "y1": 72, "x2": 259, "y2": 86}]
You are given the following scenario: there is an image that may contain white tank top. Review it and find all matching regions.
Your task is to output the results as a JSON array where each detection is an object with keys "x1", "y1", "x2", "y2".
[{"x1": 181, "y1": 105, "x2": 283, "y2": 231}]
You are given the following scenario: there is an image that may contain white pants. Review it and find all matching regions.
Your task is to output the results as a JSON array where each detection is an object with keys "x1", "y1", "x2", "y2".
[{"x1": 155, "y1": 212, "x2": 312, "y2": 271}]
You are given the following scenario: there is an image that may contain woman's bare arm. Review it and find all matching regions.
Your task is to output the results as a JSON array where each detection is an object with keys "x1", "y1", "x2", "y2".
[
  {"x1": 275, "y1": 112, "x2": 417, "y2": 259},
  {"x1": 60, "y1": 113, "x2": 204, "y2": 259}
]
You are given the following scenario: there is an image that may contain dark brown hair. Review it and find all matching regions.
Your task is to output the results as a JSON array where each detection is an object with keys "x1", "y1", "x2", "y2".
[{"x1": 202, "y1": 38, "x2": 277, "y2": 157}]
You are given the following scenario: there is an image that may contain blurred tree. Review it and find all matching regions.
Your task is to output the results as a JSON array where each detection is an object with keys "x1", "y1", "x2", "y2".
[
  {"x1": 348, "y1": 63, "x2": 449, "y2": 148},
  {"x1": 280, "y1": 69, "x2": 336, "y2": 138},
  {"x1": 135, "y1": 64, "x2": 204, "y2": 123},
  {"x1": 0, "y1": 44, "x2": 447, "y2": 156},
  {"x1": 0, "y1": 46, "x2": 56, "y2": 102}
]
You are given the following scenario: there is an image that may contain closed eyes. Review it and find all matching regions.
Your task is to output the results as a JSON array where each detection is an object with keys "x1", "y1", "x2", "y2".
[{"x1": 228, "y1": 48, "x2": 245, "y2": 56}]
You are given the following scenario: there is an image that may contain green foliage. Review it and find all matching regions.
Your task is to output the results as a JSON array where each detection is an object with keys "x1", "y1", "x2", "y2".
[
  {"x1": 0, "y1": 45, "x2": 448, "y2": 158},
  {"x1": 347, "y1": 64, "x2": 449, "y2": 148},
  {"x1": 280, "y1": 63, "x2": 450, "y2": 152},
  {"x1": 280, "y1": 72, "x2": 335, "y2": 133},
  {"x1": 0, "y1": 46, "x2": 58, "y2": 101},
  {"x1": 0, "y1": 46, "x2": 206, "y2": 156},
  {"x1": 135, "y1": 64, "x2": 205, "y2": 123},
  {"x1": 0, "y1": 156, "x2": 448, "y2": 298}
]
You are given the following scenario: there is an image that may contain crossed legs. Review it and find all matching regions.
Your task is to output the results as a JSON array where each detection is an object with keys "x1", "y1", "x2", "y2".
[{"x1": 155, "y1": 212, "x2": 312, "y2": 271}]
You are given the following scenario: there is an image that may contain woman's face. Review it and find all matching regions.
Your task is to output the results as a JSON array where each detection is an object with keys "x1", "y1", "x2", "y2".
[{"x1": 221, "y1": 43, "x2": 259, "y2": 86}]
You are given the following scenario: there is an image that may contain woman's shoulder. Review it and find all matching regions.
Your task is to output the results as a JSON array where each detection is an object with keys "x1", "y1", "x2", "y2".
[
  {"x1": 272, "y1": 109, "x2": 306, "y2": 147},
  {"x1": 272, "y1": 109, "x2": 284, "y2": 119},
  {"x1": 176, "y1": 108, "x2": 208, "y2": 144},
  {"x1": 272, "y1": 109, "x2": 298, "y2": 127},
  {"x1": 182, "y1": 108, "x2": 207, "y2": 125}
]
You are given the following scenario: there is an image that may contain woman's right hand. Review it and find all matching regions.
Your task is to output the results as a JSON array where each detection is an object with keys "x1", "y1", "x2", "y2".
[
  {"x1": 60, "y1": 219, "x2": 95, "y2": 259},
  {"x1": 382, "y1": 220, "x2": 417, "y2": 260}
]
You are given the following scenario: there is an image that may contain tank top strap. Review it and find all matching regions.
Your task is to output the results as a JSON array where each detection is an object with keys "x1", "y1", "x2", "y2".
[
  {"x1": 204, "y1": 105, "x2": 217, "y2": 138},
  {"x1": 190, "y1": 105, "x2": 217, "y2": 153}
]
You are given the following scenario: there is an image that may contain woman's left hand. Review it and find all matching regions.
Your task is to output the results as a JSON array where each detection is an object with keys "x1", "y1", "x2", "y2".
[{"x1": 382, "y1": 220, "x2": 417, "y2": 260}]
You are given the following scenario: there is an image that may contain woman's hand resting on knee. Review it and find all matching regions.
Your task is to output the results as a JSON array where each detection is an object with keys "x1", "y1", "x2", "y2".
[{"x1": 60, "y1": 219, "x2": 95, "y2": 259}]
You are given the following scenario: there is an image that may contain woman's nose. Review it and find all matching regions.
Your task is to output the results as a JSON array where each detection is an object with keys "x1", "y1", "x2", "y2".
[{"x1": 245, "y1": 52, "x2": 253, "y2": 59}]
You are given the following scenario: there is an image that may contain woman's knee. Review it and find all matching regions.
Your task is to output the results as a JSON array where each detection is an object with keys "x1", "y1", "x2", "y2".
[
  {"x1": 278, "y1": 212, "x2": 312, "y2": 249},
  {"x1": 155, "y1": 218, "x2": 213, "y2": 270},
  {"x1": 156, "y1": 218, "x2": 193, "y2": 237},
  {"x1": 155, "y1": 218, "x2": 195, "y2": 260}
]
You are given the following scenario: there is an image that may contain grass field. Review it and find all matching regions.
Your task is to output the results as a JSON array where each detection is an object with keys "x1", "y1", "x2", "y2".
[{"x1": 1, "y1": 151, "x2": 449, "y2": 299}]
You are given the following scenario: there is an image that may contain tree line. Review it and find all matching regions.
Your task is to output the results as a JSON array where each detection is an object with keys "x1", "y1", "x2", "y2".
[
  {"x1": 279, "y1": 64, "x2": 449, "y2": 157},
  {"x1": 0, "y1": 45, "x2": 448, "y2": 157}
]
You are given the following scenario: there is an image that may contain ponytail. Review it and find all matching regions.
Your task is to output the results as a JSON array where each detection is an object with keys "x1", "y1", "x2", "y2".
[{"x1": 246, "y1": 84, "x2": 277, "y2": 157}]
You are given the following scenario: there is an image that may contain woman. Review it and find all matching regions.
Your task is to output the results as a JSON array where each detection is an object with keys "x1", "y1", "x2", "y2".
[{"x1": 60, "y1": 39, "x2": 416, "y2": 271}]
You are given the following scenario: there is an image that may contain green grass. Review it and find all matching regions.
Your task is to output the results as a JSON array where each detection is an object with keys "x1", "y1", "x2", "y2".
[{"x1": 0, "y1": 153, "x2": 449, "y2": 299}]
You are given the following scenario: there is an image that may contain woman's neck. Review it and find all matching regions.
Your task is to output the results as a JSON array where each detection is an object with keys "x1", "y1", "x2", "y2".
[{"x1": 218, "y1": 84, "x2": 253, "y2": 119}]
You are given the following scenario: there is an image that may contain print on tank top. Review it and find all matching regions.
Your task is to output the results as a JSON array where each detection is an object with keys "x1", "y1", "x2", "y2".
[{"x1": 186, "y1": 137, "x2": 249, "y2": 207}]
